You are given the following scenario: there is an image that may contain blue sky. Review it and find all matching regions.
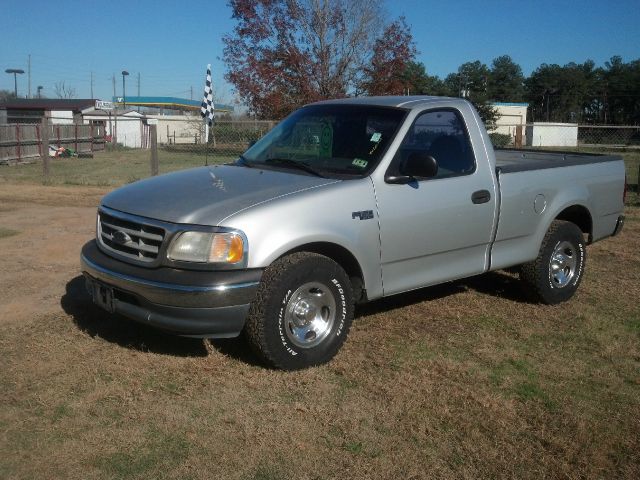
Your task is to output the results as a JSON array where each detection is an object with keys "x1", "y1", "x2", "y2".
[{"x1": 2, "y1": 0, "x2": 639, "y2": 103}]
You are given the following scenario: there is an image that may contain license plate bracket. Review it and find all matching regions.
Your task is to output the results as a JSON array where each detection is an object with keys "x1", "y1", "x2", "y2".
[{"x1": 87, "y1": 278, "x2": 115, "y2": 313}]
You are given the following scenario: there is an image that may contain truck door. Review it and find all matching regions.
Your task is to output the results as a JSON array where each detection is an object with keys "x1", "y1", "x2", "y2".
[{"x1": 373, "y1": 108, "x2": 497, "y2": 296}]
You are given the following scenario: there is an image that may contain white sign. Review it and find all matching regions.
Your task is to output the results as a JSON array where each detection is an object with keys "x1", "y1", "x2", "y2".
[
  {"x1": 146, "y1": 119, "x2": 158, "y2": 125},
  {"x1": 95, "y1": 100, "x2": 114, "y2": 111}
]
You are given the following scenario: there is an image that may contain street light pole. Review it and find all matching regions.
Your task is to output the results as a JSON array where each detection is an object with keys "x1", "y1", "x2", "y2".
[
  {"x1": 5, "y1": 68, "x2": 25, "y2": 96},
  {"x1": 121, "y1": 70, "x2": 129, "y2": 109}
]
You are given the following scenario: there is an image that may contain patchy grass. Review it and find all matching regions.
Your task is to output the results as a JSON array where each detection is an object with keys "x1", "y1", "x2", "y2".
[
  {"x1": 94, "y1": 428, "x2": 190, "y2": 478},
  {"x1": 0, "y1": 227, "x2": 19, "y2": 239},
  {"x1": 0, "y1": 186, "x2": 638, "y2": 479}
]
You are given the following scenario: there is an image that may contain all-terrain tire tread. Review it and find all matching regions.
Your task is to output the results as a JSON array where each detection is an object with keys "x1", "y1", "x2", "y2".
[
  {"x1": 244, "y1": 252, "x2": 353, "y2": 369},
  {"x1": 520, "y1": 220, "x2": 585, "y2": 304}
]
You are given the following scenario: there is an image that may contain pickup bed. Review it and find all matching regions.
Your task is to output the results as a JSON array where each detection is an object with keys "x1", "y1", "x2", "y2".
[{"x1": 81, "y1": 96, "x2": 626, "y2": 369}]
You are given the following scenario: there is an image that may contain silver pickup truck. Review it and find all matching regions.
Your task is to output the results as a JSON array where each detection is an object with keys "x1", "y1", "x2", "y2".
[{"x1": 81, "y1": 96, "x2": 626, "y2": 369}]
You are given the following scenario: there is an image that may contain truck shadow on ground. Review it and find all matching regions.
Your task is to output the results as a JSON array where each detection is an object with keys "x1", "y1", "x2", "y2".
[
  {"x1": 62, "y1": 270, "x2": 531, "y2": 364},
  {"x1": 62, "y1": 276, "x2": 211, "y2": 358},
  {"x1": 356, "y1": 270, "x2": 533, "y2": 317}
]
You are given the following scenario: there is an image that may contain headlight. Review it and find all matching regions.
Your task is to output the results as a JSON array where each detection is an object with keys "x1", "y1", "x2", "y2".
[{"x1": 167, "y1": 231, "x2": 245, "y2": 264}]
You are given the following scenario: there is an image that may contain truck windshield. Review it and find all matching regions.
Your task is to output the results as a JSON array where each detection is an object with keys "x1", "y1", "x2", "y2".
[{"x1": 240, "y1": 104, "x2": 407, "y2": 178}]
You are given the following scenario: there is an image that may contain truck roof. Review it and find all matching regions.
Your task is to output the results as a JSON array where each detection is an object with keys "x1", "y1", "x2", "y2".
[{"x1": 308, "y1": 95, "x2": 463, "y2": 110}]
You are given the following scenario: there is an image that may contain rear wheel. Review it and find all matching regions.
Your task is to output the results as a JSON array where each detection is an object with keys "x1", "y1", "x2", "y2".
[
  {"x1": 520, "y1": 220, "x2": 586, "y2": 304},
  {"x1": 244, "y1": 252, "x2": 354, "y2": 370}
]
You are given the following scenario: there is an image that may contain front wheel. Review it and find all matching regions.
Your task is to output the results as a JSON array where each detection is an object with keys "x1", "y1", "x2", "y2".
[
  {"x1": 520, "y1": 220, "x2": 586, "y2": 304},
  {"x1": 244, "y1": 252, "x2": 354, "y2": 370}
]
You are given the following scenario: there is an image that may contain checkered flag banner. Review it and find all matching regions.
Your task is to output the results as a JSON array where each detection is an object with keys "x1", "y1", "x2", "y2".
[{"x1": 200, "y1": 64, "x2": 214, "y2": 126}]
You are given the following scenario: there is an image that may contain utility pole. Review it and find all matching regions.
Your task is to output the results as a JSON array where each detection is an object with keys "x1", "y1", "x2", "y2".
[
  {"x1": 41, "y1": 113, "x2": 50, "y2": 178},
  {"x1": 121, "y1": 70, "x2": 129, "y2": 108},
  {"x1": 190, "y1": 86, "x2": 193, "y2": 100},
  {"x1": 137, "y1": 73, "x2": 141, "y2": 113},
  {"x1": 28, "y1": 54, "x2": 31, "y2": 98},
  {"x1": 90, "y1": 71, "x2": 94, "y2": 98},
  {"x1": 112, "y1": 74, "x2": 117, "y2": 145}
]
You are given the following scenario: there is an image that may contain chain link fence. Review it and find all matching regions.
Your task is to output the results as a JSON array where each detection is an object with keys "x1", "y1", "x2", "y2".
[
  {"x1": 491, "y1": 123, "x2": 640, "y2": 149},
  {"x1": 158, "y1": 118, "x2": 275, "y2": 163},
  {"x1": 1, "y1": 115, "x2": 637, "y2": 202}
]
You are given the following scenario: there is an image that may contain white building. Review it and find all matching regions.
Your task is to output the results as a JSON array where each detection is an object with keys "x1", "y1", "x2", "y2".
[
  {"x1": 149, "y1": 114, "x2": 204, "y2": 145},
  {"x1": 526, "y1": 123, "x2": 579, "y2": 147},
  {"x1": 491, "y1": 102, "x2": 528, "y2": 145},
  {"x1": 82, "y1": 109, "x2": 147, "y2": 148}
]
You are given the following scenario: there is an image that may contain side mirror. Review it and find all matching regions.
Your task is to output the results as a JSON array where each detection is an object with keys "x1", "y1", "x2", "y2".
[
  {"x1": 386, "y1": 152, "x2": 438, "y2": 184},
  {"x1": 403, "y1": 152, "x2": 438, "y2": 178}
]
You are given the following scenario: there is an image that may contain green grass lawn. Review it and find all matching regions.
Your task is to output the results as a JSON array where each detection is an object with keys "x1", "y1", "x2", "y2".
[{"x1": 0, "y1": 148, "x2": 235, "y2": 187}]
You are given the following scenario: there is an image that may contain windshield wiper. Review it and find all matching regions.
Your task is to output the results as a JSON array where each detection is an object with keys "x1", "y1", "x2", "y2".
[{"x1": 264, "y1": 158, "x2": 326, "y2": 178}]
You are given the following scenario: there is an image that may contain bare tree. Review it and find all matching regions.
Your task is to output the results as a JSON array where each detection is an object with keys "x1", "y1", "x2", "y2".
[
  {"x1": 0, "y1": 89, "x2": 17, "y2": 102},
  {"x1": 54, "y1": 81, "x2": 77, "y2": 99}
]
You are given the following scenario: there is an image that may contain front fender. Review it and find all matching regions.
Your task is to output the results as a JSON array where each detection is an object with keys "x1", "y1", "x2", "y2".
[{"x1": 220, "y1": 178, "x2": 384, "y2": 299}]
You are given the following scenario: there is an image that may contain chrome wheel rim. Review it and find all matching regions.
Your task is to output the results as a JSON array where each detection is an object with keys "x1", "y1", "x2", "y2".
[
  {"x1": 284, "y1": 282, "x2": 336, "y2": 349},
  {"x1": 549, "y1": 241, "x2": 577, "y2": 288}
]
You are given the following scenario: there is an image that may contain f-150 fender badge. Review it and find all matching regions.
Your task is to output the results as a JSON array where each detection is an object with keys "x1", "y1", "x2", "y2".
[{"x1": 352, "y1": 210, "x2": 374, "y2": 220}]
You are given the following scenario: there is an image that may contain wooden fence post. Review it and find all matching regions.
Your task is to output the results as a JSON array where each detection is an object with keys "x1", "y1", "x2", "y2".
[
  {"x1": 41, "y1": 115, "x2": 50, "y2": 178},
  {"x1": 15, "y1": 124, "x2": 22, "y2": 162},
  {"x1": 515, "y1": 125, "x2": 523, "y2": 149},
  {"x1": 36, "y1": 124, "x2": 41, "y2": 157},
  {"x1": 150, "y1": 124, "x2": 159, "y2": 176}
]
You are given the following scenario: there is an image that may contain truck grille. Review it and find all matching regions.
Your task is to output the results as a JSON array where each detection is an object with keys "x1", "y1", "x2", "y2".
[{"x1": 98, "y1": 210, "x2": 165, "y2": 263}]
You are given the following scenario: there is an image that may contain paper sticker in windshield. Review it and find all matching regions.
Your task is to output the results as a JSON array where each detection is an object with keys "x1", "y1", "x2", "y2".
[
  {"x1": 352, "y1": 158, "x2": 368, "y2": 168},
  {"x1": 370, "y1": 132, "x2": 382, "y2": 143},
  {"x1": 319, "y1": 121, "x2": 333, "y2": 158}
]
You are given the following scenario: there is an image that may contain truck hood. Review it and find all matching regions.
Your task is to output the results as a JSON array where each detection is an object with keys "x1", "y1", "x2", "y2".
[{"x1": 101, "y1": 165, "x2": 338, "y2": 226}]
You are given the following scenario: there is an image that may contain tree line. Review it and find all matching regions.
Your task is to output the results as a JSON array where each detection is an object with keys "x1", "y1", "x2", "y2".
[{"x1": 224, "y1": 0, "x2": 639, "y2": 126}]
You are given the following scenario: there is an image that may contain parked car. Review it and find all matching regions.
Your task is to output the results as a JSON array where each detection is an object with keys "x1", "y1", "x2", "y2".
[{"x1": 82, "y1": 96, "x2": 626, "y2": 369}]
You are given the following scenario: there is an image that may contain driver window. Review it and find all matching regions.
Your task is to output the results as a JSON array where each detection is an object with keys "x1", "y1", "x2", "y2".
[{"x1": 394, "y1": 110, "x2": 475, "y2": 178}]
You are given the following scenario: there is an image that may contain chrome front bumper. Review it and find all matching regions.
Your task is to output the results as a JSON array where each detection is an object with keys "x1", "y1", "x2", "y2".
[{"x1": 80, "y1": 240, "x2": 262, "y2": 337}]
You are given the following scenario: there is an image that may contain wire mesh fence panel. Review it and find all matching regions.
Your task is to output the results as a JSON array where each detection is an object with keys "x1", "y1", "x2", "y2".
[
  {"x1": 578, "y1": 126, "x2": 640, "y2": 147},
  {"x1": 5, "y1": 116, "x2": 636, "y2": 192},
  {"x1": 491, "y1": 124, "x2": 640, "y2": 150},
  {"x1": 159, "y1": 118, "x2": 275, "y2": 164}
]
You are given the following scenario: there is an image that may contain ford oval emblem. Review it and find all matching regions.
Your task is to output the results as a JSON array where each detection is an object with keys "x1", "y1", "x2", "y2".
[{"x1": 112, "y1": 230, "x2": 132, "y2": 245}]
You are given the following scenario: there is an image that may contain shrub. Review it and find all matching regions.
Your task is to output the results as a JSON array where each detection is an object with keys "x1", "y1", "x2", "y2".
[{"x1": 489, "y1": 132, "x2": 513, "y2": 148}]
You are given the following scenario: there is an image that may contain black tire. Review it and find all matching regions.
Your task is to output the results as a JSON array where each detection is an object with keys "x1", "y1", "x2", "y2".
[
  {"x1": 520, "y1": 220, "x2": 586, "y2": 304},
  {"x1": 244, "y1": 252, "x2": 354, "y2": 370}
]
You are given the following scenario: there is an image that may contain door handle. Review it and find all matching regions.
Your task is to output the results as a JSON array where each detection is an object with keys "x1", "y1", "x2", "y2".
[{"x1": 471, "y1": 189, "x2": 491, "y2": 204}]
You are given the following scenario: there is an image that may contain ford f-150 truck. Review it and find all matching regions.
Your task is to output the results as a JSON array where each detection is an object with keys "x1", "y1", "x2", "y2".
[{"x1": 81, "y1": 96, "x2": 626, "y2": 369}]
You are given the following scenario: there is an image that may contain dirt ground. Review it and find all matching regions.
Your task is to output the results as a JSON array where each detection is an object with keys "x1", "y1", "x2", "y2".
[
  {"x1": 0, "y1": 184, "x2": 106, "y2": 325},
  {"x1": 1, "y1": 182, "x2": 639, "y2": 480}
]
